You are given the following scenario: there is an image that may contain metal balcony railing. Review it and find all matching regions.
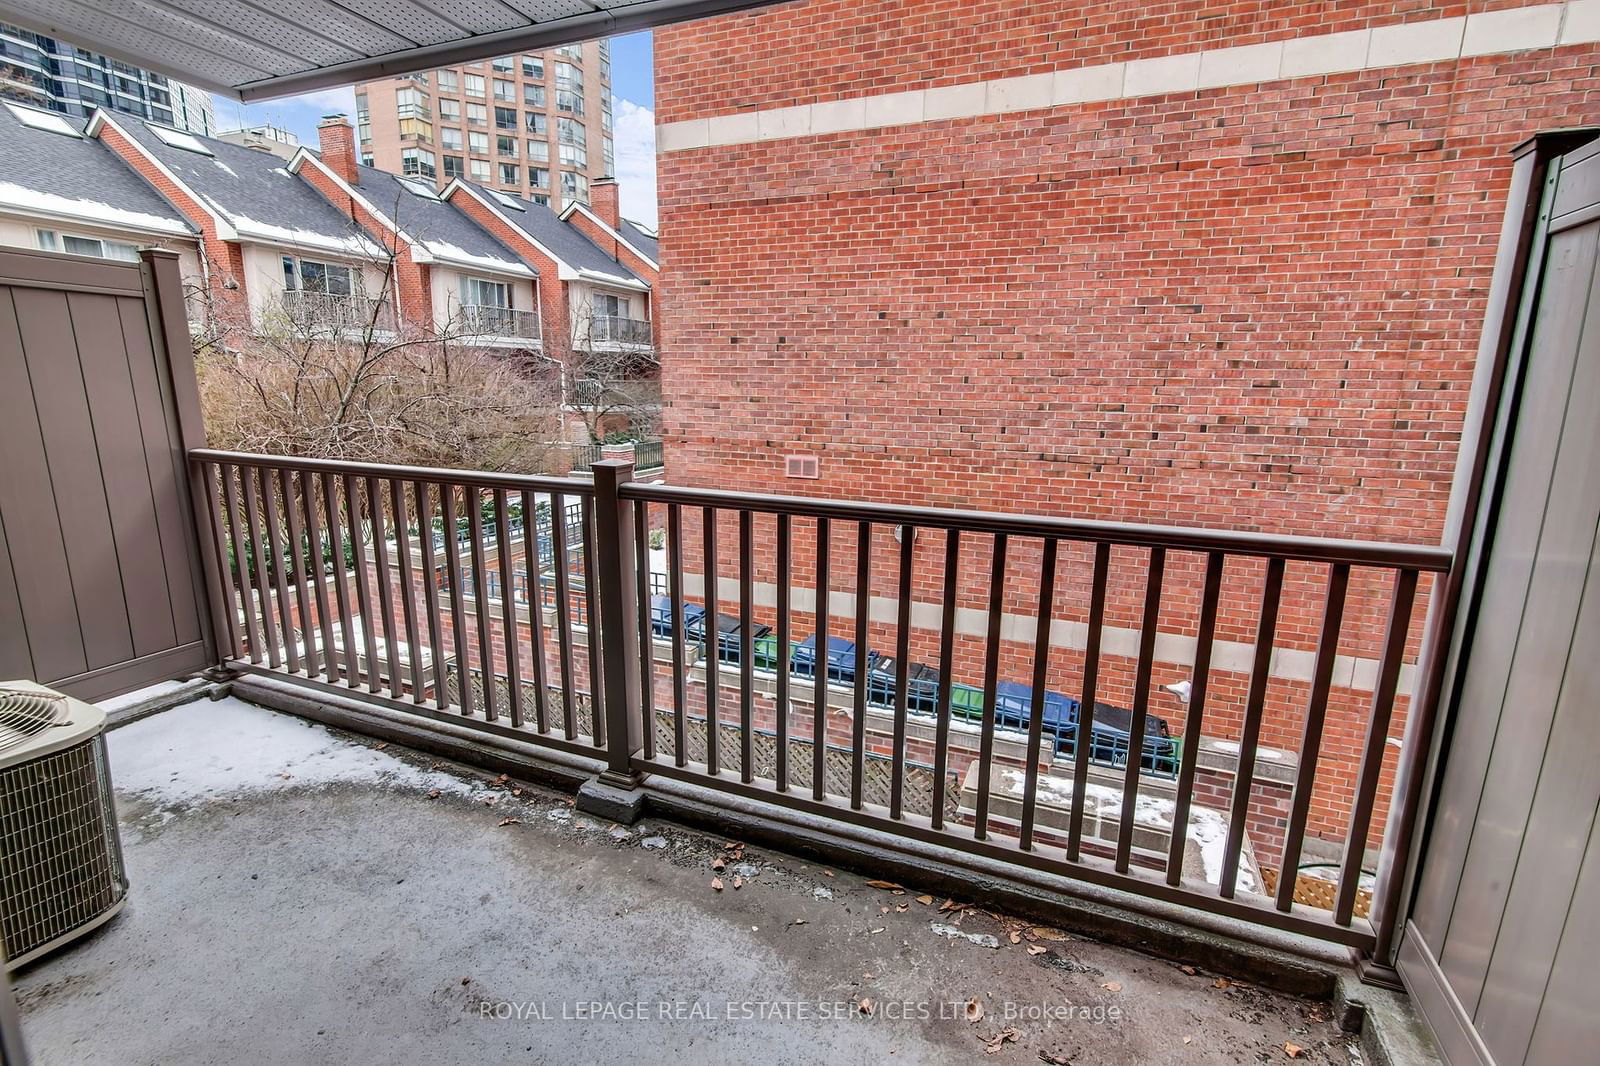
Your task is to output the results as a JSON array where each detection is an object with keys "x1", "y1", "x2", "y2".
[
  {"x1": 460, "y1": 304, "x2": 540, "y2": 340},
  {"x1": 192, "y1": 447, "x2": 1451, "y2": 954},
  {"x1": 280, "y1": 290, "x2": 395, "y2": 335},
  {"x1": 590, "y1": 314, "x2": 652, "y2": 345}
]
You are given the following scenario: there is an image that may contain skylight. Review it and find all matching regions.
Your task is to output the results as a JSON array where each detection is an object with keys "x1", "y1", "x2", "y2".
[
  {"x1": 5, "y1": 103, "x2": 80, "y2": 137},
  {"x1": 490, "y1": 190, "x2": 526, "y2": 212},
  {"x1": 397, "y1": 177, "x2": 440, "y2": 200},
  {"x1": 146, "y1": 123, "x2": 213, "y2": 155}
]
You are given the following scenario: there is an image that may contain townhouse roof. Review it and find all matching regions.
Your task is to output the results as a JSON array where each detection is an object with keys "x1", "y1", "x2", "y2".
[
  {"x1": 105, "y1": 115, "x2": 377, "y2": 258},
  {"x1": 619, "y1": 220, "x2": 659, "y2": 264},
  {"x1": 0, "y1": 103, "x2": 193, "y2": 239},
  {"x1": 456, "y1": 182, "x2": 646, "y2": 288},
  {"x1": 352, "y1": 165, "x2": 532, "y2": 277}
]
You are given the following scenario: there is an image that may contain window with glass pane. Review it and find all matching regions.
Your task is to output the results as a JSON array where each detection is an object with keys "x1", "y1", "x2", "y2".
[
  {"x1": 437, "y1": 70, "x2": 458, "y2": 93},
  {"x1": 522, "y1": 56, "x2": 544, "y2": 79},
  {"x1": 529, "y1": 167, "x2": 549, "y2": 188},
  {"x1": 441, "y1": 127, "x2": 462, "y2": 150},
  {"x1": 494, "y1": 106, "x2": 517, "y2": 130},
  {"x1": 494, "y1": 79, "x2": 514, "y2": 101},
  {"x1": 465, "y1": 74, "x2": 485, "y2": 97},
  {"x1": 556, "y1": 90, "x2": 583, "y2": 116},
  {"x1": 499, "y1": 162, "x2": 519, "y2": 184},
  {"x1": 527, "y1": 139, "x2": 549, "y2": 162},
  {"x1": 467, "y1": 102, "x2": 487, "y2": 125},
  {"x1": 497, "y1": 135, "x2": 516, "y2": 157},
  {"x1": 562, "y1": 171, "x2": 589, "y2": 204},
  {"x1": 523, "y1": 84, "x2": 546, "y2": 108},
  {"x1": 530, "y1": 193, "x2": 549, "y2": 206},
  {"x1": 594, "y1": 292, "x2": 628, "y2": 317},
  {"x1": 470, "y1": 159, "x2": 490, "y2": 182},
  {"x1": 492, "y1": 57, "x2": 512, "y2": 73},
  {"x1": 443, "y1": 155, "x2": 464, "y2": 179},
  {"x1": 557, "y1": 117, "x2": 584, "y2": 145},
  {"x1": 525, "y1": 112, "x2": 547, "y2": 135},
  {"x1": 401, "y1": 148, "x2": 436, "y2": 178},
  {"x1": 439, "y1": 99, "x2": 461, "y2": 121},
  {"x1": 462, "y1": 277, "x2": 508, "y2": 308},
  {"x1": 36, "y1": 229, "x2": 139, "y2": 261},
  {"x1": 555, "y1": 61, "x2": 581, "y2": 91},
  {"x1": 282, "y1": 255, "x2": 353, "y2": 295},
  {"x1": 559, "y1": 143, "x2": 587, "y2": 168}
]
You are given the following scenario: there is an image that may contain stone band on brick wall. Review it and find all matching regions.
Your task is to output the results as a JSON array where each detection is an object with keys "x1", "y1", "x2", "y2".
[{"x1": 657, "y1": 1, "x2": 1600, "y2": 151}]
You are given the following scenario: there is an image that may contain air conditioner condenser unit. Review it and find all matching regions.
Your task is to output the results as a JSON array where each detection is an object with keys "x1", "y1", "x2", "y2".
[{"x1": 0, "y1": 681, "x2": 127, "y2": 970}]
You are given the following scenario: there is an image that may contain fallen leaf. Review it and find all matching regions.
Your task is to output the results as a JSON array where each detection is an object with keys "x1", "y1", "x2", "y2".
[
  {"x1": 1032, "y1": 926, "x2": 1069, "y2": 941},
  {"x1": 895, "y1": 903, "x2": 909, "y2": 913},
  {"x1": 1101, "y1": 982, "x2": 1122, "y2": 993},
  {"x1": 732, "y1": 876, "x2": 744, "y2": 890},
  {"x1": 1008, "y1": 931, "x2": 1022, "y2": 944},
  {"x1": 426, "y1": 789, "x2": 442, "y2": 800},
  {"x1": 1181, "y1": 965, "x2": 1198, "y2": 976},
  {"x1": 711, "y1": 857, "x2": 727, "y2": 871},
  {"x1": 1026, "y1": 945, "x2": 1048, "y2": 956},
  {"x1": 870, "y1": 927, "x2": 885, "y2": 934},
  {"x1": 983, "y1": 1027, "x2": 1021, "y2": 1054},
  {"x1": 1283, "y1": 1043, "x2": 1303, "y2": 1059},
  {"x1": 858, "y1": 998, "x2": 874, "y2": 1015},
  {"x1": 865, "y1": 879, "x2": 903, "y2": 890},
  {"x1": 1038, "y1": 1053, "x2": 1071, "y2": 1066},
  {"x1": 512, "y1": 788, "x2": 523, "y2": 797},
  {"x1": 496, "y1": 774, "x2": 509, "y2": 784},
  {"x1": 460, "y1": 976, "x2": 471, "y2": 986},
  {"x1": 374, "y1": 743, "x2": 388, "y2": 751},
  {"x1": 916, "y1": 895, "x2": 934, "y2": 905},
  {"x1": 880, "y1": 906, "x2": 890, "y2": 914},
  {"x1": 496, "y1": 817, "x2": 520, "y2": 827},
  {"x1": 823, "y1": 870, "x2": 835, "y2": 878},
  {"x1": 965, "y1": 997, "x2": 985, "y2": 1023},
  {"x1": 1183, "y1": 1036, "x2": 1193, "y2": 1045},
  {"x1": 1213, "y1": 977, "x2": 1232, "y2": 991},
  {"x1": 711, "y1": 877, "x2": 724, "y2": 892}
]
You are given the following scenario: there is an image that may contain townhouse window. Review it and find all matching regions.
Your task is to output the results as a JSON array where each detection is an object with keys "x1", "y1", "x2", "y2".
[
  {"x1": 493, "y1": 78, "x2": 514, "y2": 102},
  {"x1": 401, "y1": 147, "x2": 436, "y2": 179},
  {"x1": 464, "y1": 73, "x2": 485, "y2": 97},
  {"x1": 496, "y1": 134, "x2": 516, "y2": 157},
  {"x1": 469, "y1": 158, "x2": 490, "y2": 182},
  {"x1": 36, "y1": 229, "x2": 139, "y2": 262},
  {"x1": 436, "y1": 70, "x2": 458, "y2": 93},
  {"x1": 593, "y1": 292, "x2": 630, "y2": 318},
  {"x1": 466, "y1": 103, "x2": 487, "y2": 126},
  {"x1": 491, "y1": 56, "x2": 512, "y2": 74},
  {"x1": 559, "y1": 143, "x2": 587, "y2": 169},
  {"x1": 494, "y1": 106, "x2": 517, "y2": 130},
  {"x1": 522, "y1": 84, "x2": 546, "y2": 109},
  {"x1": 498, "y1": 162, "x2": 519, "y2": 185},
  {"x1": 524, "y1": 112, "x2": 547, "y2": 135},
  {"x1": 529, "y1": 166, "x2": 549, "y2": 189},
  {"x1": 557, "y1": 116, "x2": 584, "y2": 145},
  {"x1": 554, "y1": 61, "x2": 580, "y2": 91},
  {"x1": 442, "y1": 155, "x2": 464, "y2": 179},
  {"x1": 441, "y1": 127, "x2": 462, "y2": 151},
  {"x1": 561, "y1": 170, "x2": 588, "y2": 204},
  {"x1": 521, "y1": 56, "x2": 543, "y2": 80},
  {"x1": 462, "y1": 276, "x2": 508, "y2": 308},
  {"x1": 527, "y1": 139, "x2": 549, "y2": 163},
  {"x1": 281, "y1": 255, "x2": 353, "y2": 296},
  {"x1": 556, "y1": 90, "x2": 583, "y2": 117},
  {"x1": 468, "y1": 131, "x2": 488, "y2": 153}
]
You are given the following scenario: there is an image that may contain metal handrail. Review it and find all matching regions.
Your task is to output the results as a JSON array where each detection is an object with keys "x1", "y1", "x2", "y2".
[
  {"x1": 589, "y1": 314, "x2": 652, "y2": 345},
  {"x1": 280, "y1": 290, "x2": 396, "y2": 334},
  {"x1": 461, "y1": 304, "x2": 540, "y2": 339},
  {"x1": 191, "y1": 449, "x2": 593, "y2": 495}
]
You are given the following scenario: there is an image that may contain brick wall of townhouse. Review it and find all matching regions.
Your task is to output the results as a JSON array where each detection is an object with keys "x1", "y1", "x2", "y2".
[{"x1": 653, "y1": 1, "x2": 1600, "y2": 853}]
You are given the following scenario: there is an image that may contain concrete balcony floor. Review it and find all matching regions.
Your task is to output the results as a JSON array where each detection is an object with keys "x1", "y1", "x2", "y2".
[{"x1": 13, "y1": 696, "x2": 1353, "y2": 1065}]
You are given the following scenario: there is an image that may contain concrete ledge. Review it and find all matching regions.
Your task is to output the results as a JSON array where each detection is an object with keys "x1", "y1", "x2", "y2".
[{"x1": 575, "y1": 777, "x2": 648, "y2": 824}]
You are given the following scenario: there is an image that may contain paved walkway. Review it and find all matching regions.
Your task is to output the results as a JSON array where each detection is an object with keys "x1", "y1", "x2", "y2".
[{"x1": 13, "y1": 697, "x2": 1352, "y2": 1065}]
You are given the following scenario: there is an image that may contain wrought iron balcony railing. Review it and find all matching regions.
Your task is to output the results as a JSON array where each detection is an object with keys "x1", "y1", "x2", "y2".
[
  {"x1": 460, "y1": 304, "x2": 541, "y2": 340},
  {"x1": 590, "y1": 314, "x2": 652, "y2": 345},
  {"x1": 280, "y1": 290, "x2": 396, "y2": 335}
]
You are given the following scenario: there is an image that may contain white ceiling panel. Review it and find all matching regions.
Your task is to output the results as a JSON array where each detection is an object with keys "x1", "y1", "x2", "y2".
[{"x1": 0, "y1": 0, "x2": 791, "y2": 100}]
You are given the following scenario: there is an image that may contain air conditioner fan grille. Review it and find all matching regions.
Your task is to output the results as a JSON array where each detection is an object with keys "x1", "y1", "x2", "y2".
[{"x1": 0, "y1": 688, "x2": 69, "y2": 756}]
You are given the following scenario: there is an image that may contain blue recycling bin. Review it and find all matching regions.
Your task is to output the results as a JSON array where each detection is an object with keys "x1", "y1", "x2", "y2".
[
  {"x1": 790, "y1": 634, "x2": 859, "y2": 683},
  {"x1": 649, "y1": 595, "x2": 704, "y2": 639}
]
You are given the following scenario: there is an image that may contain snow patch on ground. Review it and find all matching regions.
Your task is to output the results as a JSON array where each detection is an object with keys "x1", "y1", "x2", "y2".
[
  {"x1": 109, "y1": 696, "x2": 486, "y2": 808},
  {"x1": 94, "y1": 678, "x2": 203, "y2": 714}
]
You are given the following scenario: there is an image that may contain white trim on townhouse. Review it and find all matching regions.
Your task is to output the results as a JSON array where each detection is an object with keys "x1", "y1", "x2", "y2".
[
  {"x1": 86, "y1": 110, "x2": 239, "y2": 240},
  {"x1": 558, "y1": 201, "x2": 660, "y2": 272}
]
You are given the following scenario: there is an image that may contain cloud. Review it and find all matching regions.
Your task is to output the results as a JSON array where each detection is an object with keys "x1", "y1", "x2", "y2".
[
  {"x1": 209, "y1": 86, "x2": 358, "y2": 144},
  {"x1": 610, "y1": 97, "x2": 658, "y2": 229}
]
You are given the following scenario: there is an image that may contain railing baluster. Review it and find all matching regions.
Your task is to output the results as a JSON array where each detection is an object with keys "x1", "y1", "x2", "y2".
[
  {"x1": 850, "y1": 521, "x2": 872, "y2": 810},
  {"x1": 812, "y1": 516, "x2": 830, "y2": 802},
  {"x1": 703, "y1": 506, "x2": 719, "y2": 774},
  {"x1": 493, "y1": 488, "x2": 524, "y2": 728},
  {"x1": 522, "y1": 489, "x2": 551, "y2": 732},
  {"x1": 582, "y1": 495, "x2": 603, "y2": 741},
  {"x1": 240, "y1": 467, "x2": 280, "y2": 669},
  {"x1": 1220, "y1": 556, "x2": 1286, "y2": 899},
  {"x1": 441, "y1": 483, "x2": 475, "y2": 717},
  {"x1": 1167, "y1": 551, "x2": 1225, "y2": 885},
  {"x1": 739, "y1": 508, "x2": 755, "y2": 783},
  {"x1": 368, "y1": 478, "x2": 402, "y2": 700},
  {"x1": 775, "y1": 513, "x2": 791, "y2": 792},
  {"x1": 931, "y1": 528, "x2": 960, "y2": 831},
  {"x1": 1336, "y1": 568, "x2": 1418, "y2": 925},
  {"x1": 414, "y1": 482, "x2": 448, "y2": 711},
  {"x1": 201, "y1": 462, "x2": 243, "y2": 660},
  {"x1": 1067, "y1": 541, "x2": 1111, "y2": 861},
  {"x1": 344, "y1": 474, "x2": 381, "y2": 694},
  {"x1": 258, "y1": 467, "x2": 296, "y2": 673},
  {"x1": 321, "y1": 473, "x2": 358, "y2": 682},
  {"x1": 974, "y1": 533, "x2": 1008, "y2": 840},
  {"x1": 392, "y1": 478, "x2": 424, "y2": 703},
  {"x1": 889, "y1": 526, "x2": 914, "y2": 820},
  {"x1": 1276, "y1": 562, "x2": 1350, "y2": 911},
  {"x1": 300, "y1": 471, "x2": 335, "y2": 680},
  {"x1": 1116, "y1": 546, "x2": 1167, "y2": 873},
  {"x1": 1019, "y1": 538, "x2": 1058, "y2": 850},
  {"x1": 550, "y1": 490, "x2": 576, "y2": 737},
  {"x1": 634, "y1": 498, "x2": 655, "y2": 760},
  {"x1": 279, "y1": 469, "x2": 316, "y2": 678},
  {"x1": 466, "y1": 486, "x2": 499, "y2": 722},
  {"x1": 668, "y1": 503, "x2": 687, "y2": 764},
  {"x1": 219, "y1": 463, "x2": 261, "y2": 663}
]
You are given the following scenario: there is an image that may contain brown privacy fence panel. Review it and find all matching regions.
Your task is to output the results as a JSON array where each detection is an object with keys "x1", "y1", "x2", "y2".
[
  {"x1": 193, "y1": 447, "x2": 1450, "y2": 951},
  {"x1": 0, "y1": 249, "x2": 213, "y2": 699}
]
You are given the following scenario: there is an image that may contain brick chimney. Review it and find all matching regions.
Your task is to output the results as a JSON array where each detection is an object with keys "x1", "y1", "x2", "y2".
[
  {"x1": 317, "y1": 114, "x2": 358, "y2": 185},
  {"x1": 590, "y1": 176, "x2": 620, "y2": 229}
]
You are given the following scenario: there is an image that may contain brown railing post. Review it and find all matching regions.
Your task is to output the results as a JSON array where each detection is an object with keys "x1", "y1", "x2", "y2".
[{"x1": 575, "y1": 458, "x2": 647, "y2": 823}]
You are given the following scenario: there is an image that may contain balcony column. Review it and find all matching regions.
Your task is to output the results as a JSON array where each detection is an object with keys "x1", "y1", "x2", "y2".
[{"x1": 575, "y1": 458, "x2": 648, "y2": 824}]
